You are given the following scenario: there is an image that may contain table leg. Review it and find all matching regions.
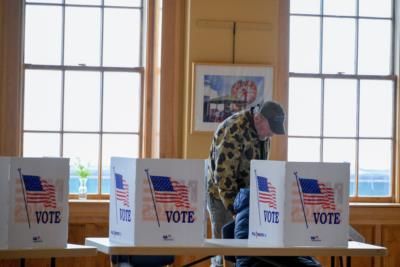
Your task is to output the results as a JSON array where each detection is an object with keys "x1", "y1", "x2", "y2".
[
  {"x1": 331, "y1": 256, "x2": 335, "y2": 267},
  {"x1": 51, "y1": 257, "x2": 56, "y2": 267},
  {"x1": 20, "y1": 258, "x2": 25, "y2": 267},
  {"x1": 347, "y1": 256, "x2": 351, "y2": 267}
]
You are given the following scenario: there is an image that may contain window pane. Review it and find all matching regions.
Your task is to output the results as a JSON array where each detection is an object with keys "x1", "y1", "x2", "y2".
[
  {"x1": 101, "y1": 134, "x2": 139, "y2": 194},
  {"x1": 64, "y1": 7, "x2": 101, "y2": 66},
  {"x1": 323, "y1": 139, "x2": 356, "y2": 196},
  {"x1": 288, "y1": 78, "x2": 321, "y2": 136},
  {"x1": 358, "y1": 19, "x2": 392, "y2": 75},
  {"x1": 359, "y1": 139, "x2": 391, "y2": 196},
  {"x1": 288, "y1": 137, "x2": 320, "y2": 162},
  {"x1": 25, "y1": 5, "x2": 62, "y2": 65},
  {"x1": 65, "y1": 0, "x2": 102, "y2": 5},
  {"x1": 64, "y1": 71, "x2": 101, "y2": 131},
  {"x1": 103, "y1": 8, "x2": 141, "y2": 67},
  {"x1": 359, "y1": 80, "x2": 393, "y2": 137},
  {"x1": 24, "y1": 70, "x2": 62, "y2": 131},
  {"x1": 289, "y1": 16, "x2": 320, "y2": 73},
  {"x1": 103, "y1": 72, "x2": 141, "y2": 132},
  {"x1": 322, "y1": 18, "x2": 356, "y2": 74},
  {"x1": 63, "y1": 134, "x2": 99, "y2": 194},
  {"x1": 104, "y1": 0, "x2": 142, "y2": 7},
  {"x1": 290, "y1": 0, "x2": 320, "y2": 14},
  {"x1": 23, "y1": 133, "x2": 60, "y2": 157},
  {"x1": 324, "y1": 79, "x2": 357, "y2": 137},
  {"x1": 359, "y1": 0, "x2": 392, "y2": 18},
  {"x1": 323, "y1": 0, "x2": 356, "y2": 16}
]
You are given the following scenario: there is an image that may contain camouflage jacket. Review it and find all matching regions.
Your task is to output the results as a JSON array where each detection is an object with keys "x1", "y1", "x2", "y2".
[{"x1": 207, "y1": 109, "x2": 270, "y2": 213}]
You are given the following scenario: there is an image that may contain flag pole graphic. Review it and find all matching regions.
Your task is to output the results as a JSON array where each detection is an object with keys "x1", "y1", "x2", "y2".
[
  {"x1": 254, "y1": 170, "x2": 262, "y2": 226},
  {"x1": 18, "y1": 168, "x2": 31, "y2": 229},
  {"x1": 145, "y1": 169, "x2": 160, "y2": 227},
  {"x1": 294, "y1": 171, "x2": 308, "y2": 229},
  {"x1": 112, "y1": 167, "x2": 118, "y2": 224}
]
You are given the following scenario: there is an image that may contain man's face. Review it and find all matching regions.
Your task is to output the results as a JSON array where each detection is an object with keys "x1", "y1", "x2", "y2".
[{"x1": 254, "y1": 112, "x2": 274, "y2": 140}]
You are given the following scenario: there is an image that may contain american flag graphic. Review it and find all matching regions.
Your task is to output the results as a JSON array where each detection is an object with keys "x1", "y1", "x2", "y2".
[
  {"x1": 22, "y1": 175, "x2": 56, "y2": 208},
  {"x1": 257, "y1": 176, "x2": 277, "y2": 209},
  {"x1": 149, "y1": 175, "x2": 190, "y2": 209},
  {"x1": 115, "y1": 173, "x2": 129, "y2": 207},
  {"x1": 299, "y1": 178, "x2": 335, "y2": 210}
]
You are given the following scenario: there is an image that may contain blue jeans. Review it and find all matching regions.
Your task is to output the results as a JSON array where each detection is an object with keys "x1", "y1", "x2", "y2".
[{"x1": 207, "y1": 194, "x2": 233, "y2": 267}]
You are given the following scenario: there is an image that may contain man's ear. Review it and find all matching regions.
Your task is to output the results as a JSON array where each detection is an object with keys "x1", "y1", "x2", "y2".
[{"x1": 253, "y1": 112, "x2": 262, "y2": 122}]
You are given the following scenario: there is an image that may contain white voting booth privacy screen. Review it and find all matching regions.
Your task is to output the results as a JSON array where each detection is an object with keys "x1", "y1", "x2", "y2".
[
  {"x1": 249, "y1": 160, "x2": 350, "y2": 247},
  {"x1": 0, "y1": 157, "x2": 69, "y2": 249},
  {"x1": 109, "y1": 158, "x2": 206, "y2": 246}
]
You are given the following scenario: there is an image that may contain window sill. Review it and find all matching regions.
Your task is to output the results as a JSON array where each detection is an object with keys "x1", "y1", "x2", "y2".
[
  {"x1": 350, "y1": 203, "x2": 400, "y2": 224},
  {"x1": 350, "y1": 202, "x2": 400, "y2": 208}
]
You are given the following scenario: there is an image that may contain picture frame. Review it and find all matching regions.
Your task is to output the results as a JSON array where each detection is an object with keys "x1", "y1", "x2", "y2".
[{"x1": 192, "y1": 63, "x2": 273, "y2": 132}]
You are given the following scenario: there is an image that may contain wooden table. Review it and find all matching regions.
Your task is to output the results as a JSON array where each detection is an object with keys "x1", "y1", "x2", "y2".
[
  {"x1": 0, "y1": 244, "x2": 97, "y2": 267},
  {"x1": 85, "y1": 237, "x2": 387, "y2": 267}
]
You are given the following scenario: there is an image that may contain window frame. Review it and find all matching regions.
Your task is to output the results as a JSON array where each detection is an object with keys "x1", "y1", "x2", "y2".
[
  {"x1": 288, "y1": 0, "x2": 398, "y2": 202},
  {"x1": 19, "y1": 0, "x2": 155, "y2": 199}
]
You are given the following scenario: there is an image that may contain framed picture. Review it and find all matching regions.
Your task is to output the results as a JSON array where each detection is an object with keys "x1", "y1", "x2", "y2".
[{"x1": 192, "y1": 63, "x2": 273, "y2": 132}]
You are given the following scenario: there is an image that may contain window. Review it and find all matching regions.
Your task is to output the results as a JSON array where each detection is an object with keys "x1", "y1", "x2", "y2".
[
  {"x1": 288, "y1": 0, "x2": 395, "y2": 199},
  {"x1": 22, "y1": 0, "x2": 146, "y2": 197}
]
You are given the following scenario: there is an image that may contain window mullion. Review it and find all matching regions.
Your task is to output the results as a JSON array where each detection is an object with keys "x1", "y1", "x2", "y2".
[
  {"x1": 354, "y1": 0, "x2": 360, "y2": 198},
  {"x1": 355, "y1": 0, "x2": 360, "y2": 75},
  {"x1": 320, "y1": 78, "x2": 324, "y2": 162},
  {"x1": 98, "y1": 0, "x2": 105, "y2": 195},
  {"x1": 60, "y1": 1, "x2": 66, "y2": 157},
  {"x1": 24, "y1": 64, "x2": 144, "y2": 72},
  {"x1": 355, "y1": 79, "x2": 361, "y2": 197},
  {"x1": 319, "y1": 0, "x2": 324, "y2": 74}
]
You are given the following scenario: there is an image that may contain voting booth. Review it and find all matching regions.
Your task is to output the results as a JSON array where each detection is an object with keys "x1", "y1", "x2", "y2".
[
  {"x1": 0, "y1": 157, "x2": 69, "y2": 249},
  {"x1": 249, "y1": 160, "x2": 349, "y2": 247},
  {"x1": 109, "y1": 158, "x2": 206, "y2": 246}
]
